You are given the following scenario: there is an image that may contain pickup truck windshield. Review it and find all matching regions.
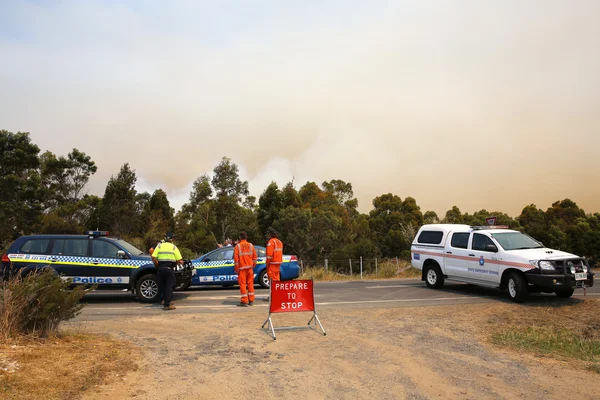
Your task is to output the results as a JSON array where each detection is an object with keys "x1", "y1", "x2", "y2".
[
  {"x1": 491, "y1": 232, "x2": 543, "y2": 251},
  {"x1": 115, "y1": 239, "x2": 146, "y2": 256}
]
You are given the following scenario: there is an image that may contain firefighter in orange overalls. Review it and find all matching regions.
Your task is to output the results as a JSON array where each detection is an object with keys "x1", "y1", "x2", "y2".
[
  {"x1": 266, "y1": 227, "x2": 284, "y2": 282},
  {"x1": 234, "y1": 231, "x2": 257, "y2": 307}
]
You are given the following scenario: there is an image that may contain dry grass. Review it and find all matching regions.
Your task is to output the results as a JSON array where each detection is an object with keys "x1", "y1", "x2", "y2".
[
  {"x1": 0, "y1": 332, "x2": 139, "y2": 400},
  {"x1": 300, "y1": 260, "x2": 421, "y2": 281},
  {"x1": 488, "y1": 300, "x2": 600, "y2": 372}
]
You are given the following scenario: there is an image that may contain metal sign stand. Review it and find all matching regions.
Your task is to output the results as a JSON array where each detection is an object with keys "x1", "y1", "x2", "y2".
[{"x1": 261, "y1": 280, "x2": 326, "y2": 340}]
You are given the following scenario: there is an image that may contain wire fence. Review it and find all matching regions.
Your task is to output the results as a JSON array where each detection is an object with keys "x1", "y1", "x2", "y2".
[{"x1": 296, "y1": 257, "x2": 415, "y2": 279}]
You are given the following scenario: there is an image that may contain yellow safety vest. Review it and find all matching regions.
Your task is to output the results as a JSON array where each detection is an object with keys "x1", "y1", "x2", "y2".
[{"x1": 152, "y1": 242, "x2": 182, "y2": 262}]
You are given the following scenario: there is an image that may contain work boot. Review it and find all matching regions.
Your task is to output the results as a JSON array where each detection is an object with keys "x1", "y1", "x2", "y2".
[
  {"x1": 163, "y1": 305, "x2": 176, "y2": 311},
  {"x1": 237, "y1": 302, "x2": 248, "y2": 307},
  {"x1": 248, "y1": 302, "x2": 253, "y2": 306}
]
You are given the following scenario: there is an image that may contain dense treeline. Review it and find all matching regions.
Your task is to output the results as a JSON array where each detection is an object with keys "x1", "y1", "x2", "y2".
[{"x1": 2, "y1": 130, "x2": 599, "y2": 266}]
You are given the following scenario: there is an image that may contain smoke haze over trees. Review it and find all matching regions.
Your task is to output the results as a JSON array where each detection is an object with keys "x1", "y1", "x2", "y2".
[{"x1": 2, "y1": 130, "x2": 599, "y2": 267}]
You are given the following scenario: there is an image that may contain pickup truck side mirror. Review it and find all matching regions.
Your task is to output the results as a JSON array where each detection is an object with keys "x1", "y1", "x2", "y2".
[{"x1": 485, "y1": 244, "x2": 498, "y2": 253}]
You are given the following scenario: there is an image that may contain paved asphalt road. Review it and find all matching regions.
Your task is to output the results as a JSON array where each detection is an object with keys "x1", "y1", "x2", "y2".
[{"x1": 74, "y1": 279, "x2": 600, "y2": 321}]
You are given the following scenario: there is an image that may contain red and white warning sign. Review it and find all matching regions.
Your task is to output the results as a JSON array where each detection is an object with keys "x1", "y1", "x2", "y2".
[
  {"x1": 262, "y1": 279, "x2": 326, "y2": 340},
  {"x1": 485, "y1": 216, "x2": 497, "y2": 226},
  {"x1": 269, "y1": 280, "x2": 315, "y2": 313}
]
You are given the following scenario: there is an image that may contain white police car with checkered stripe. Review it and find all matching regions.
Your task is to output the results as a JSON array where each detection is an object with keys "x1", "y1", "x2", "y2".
[{"x1": 1, "y1": 231, "x2": 195, "y2": 303}]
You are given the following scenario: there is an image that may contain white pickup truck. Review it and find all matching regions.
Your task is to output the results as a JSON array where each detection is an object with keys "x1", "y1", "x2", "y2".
[{"x1": 410, "y1": 224, "x2": 594, "y2": 302}]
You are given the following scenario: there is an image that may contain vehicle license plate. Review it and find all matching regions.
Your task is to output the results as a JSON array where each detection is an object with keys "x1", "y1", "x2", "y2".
[{"x1": 575, "y1": 273, "x2": 587, "y2": 281}]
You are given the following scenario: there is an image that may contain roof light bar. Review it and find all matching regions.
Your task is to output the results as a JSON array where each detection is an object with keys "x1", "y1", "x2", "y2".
[
  {"x1": 87, "y1": 231, "x2": 110, "y2": 237},
  {"x1": 470, "y1": 225, "x2": 510, "y2": 230}
]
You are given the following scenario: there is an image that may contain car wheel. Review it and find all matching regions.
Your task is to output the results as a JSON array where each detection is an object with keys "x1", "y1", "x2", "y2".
[
  {"x1": 555, "y1": 288, "x2": 574, "y2": 298},
  {"x1": 258, "y1": 270, "x2": 270, "y2": 289},
  {"x1": 136, "y1": 274, "x2": 160, "y2": 303},
  {"x1": 424, "y1": 265, "x2": 444, "y2": 289},
  {"x1": 174, "y1": 280, "x2": 191, "y2": 291},
  {"x1": 507, "y1": 272, "x2": 528, "y2": 303}
]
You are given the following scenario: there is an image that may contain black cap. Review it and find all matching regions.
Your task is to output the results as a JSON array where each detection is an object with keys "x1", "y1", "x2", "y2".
[{"x1": 165, "y1": 232, "x2": 175, "y2": 240}]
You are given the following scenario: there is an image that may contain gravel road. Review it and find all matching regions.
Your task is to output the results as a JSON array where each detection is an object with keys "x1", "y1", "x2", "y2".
[{"x1": 72, "y1": 302, "x2": 600, "y2": 400}]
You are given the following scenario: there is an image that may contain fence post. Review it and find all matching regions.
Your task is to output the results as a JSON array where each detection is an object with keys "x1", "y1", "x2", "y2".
[
  {"x1": 375, "y1": 258, "x2": 378, "y2": 277},
  {"x1": 301, "y1": 260, "x2": 304, "y2": 275},
  {"x1": 349, "y1": 259, "x2": 352, "y2": 276},
  {"x1": 360, "y1": 256, "x2": 363, "y2": 280},
  {"x1": 396, "y1": 257, "x2": 399, "y2": 270},
  {"x1": 325, "y1": 258, "x2": 328, "y2": 272}
]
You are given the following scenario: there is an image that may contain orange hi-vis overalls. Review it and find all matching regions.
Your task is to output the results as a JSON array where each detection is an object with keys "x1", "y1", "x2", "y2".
[
  {"x1": 266, "y1": 237, "x2": 283, "y2": 282},
  {"x1": 234, "y1": 239, "x2": 257, "y2": 304}
]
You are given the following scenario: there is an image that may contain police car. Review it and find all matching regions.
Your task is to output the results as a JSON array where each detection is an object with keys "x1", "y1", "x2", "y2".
[
  {"x1": 411, "y1": 224, "x2": 594, "y2": 302},
  {"x1": 179, "y1": 245, "x2": 300, "y2": 290},
  {"x1": 0, "y1": 231, "x2": 195, "y2": 303}
]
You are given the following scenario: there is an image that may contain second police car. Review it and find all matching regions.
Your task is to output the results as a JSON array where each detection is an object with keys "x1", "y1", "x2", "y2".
[
  {"x1": 411, "y1": 224, "x2": 594, "y2": 302},
  {"x1": 179, "y1": 245, "x2": 300, "y2": 290},
  {"x1": 1, "y1": 231, "x2": 195, "y2": 303}
]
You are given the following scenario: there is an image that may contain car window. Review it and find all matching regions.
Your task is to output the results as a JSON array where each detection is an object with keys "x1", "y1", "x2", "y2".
[
  {"x1": 450, "y1": 233, "x2": 470, "y2": 249},
  {"x1": 417, "y1": 231, "x2": 444, "y2": 245},
  {"x1": 472, "y1": 234, "x2": 495, "y2": 252},
  {"x1": 216, "y1": 248, "x2": 234, "y2": 261},
  {"x1": 256, "y1": 248, "x2": 266, "y2": 257},
  {"x1": 51, "y1": 239, "x2": 88, "y2": 257},
  {"x1": 19, "y1": 239, "x2": 50, "y2": 254},
  {"x1": 92, "y1": 240, "x2": 121, "y2": 258}
]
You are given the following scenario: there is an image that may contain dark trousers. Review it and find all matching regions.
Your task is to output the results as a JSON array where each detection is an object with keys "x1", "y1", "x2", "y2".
[{"x1": 157, "y1": 263, "x2": 176, "y2": 306}]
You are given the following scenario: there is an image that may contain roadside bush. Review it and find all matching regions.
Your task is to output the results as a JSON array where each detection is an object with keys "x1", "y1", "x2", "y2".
[
  {"x1": 377, "y1": 260, "x2": 399, "y2": 278},
  {"x1": 377, "y1": 260, "x2": 421, "y2": 278},
  {"x1": 301, "y1": 266, "x2": 333, "y2": 281},
  {"x1": 300, "y1": 259, "x2": 419, "y2": 280},
  {"x1": 328, "y1": 239, "x2": 381, "y2": 263},
  {"x1": 399, "y1": 250, "x2": 411, "y2": 262},
  {"x1": 0, "y1": 268, "x2": 88, "y2": 341}
]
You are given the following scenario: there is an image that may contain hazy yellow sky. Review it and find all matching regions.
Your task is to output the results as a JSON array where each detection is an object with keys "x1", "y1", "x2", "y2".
[{"x1": 1, "y1": 0, "x2": 598, "y2": 216}]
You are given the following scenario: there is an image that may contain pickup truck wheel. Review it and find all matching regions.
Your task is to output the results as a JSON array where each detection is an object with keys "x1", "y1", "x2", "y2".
[
  {"x1": 136, "y1": 274, "x2": 160, "y2": 303},
  {"x1": 424, "y1": 266, "x2": 444, "y2": 289},
  {"x1": 258, "y1": 270, "x2": 270, "y2": 289},
  {"x1": 507, "y1": 272, "x2": 528, "y2": 303},
  {"x1": 555, "y1": 288, "x2": 574, "y2": 298}
]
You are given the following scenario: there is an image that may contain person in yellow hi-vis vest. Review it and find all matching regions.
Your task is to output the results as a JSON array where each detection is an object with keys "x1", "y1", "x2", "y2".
[{"x1": 151, "y1": 232, "x2": 183, "y2": 311}]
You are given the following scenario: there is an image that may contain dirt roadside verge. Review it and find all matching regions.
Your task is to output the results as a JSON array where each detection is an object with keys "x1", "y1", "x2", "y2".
[
  {"x1": 69, "y1": 299, "x2": 600, "y2": 400},
  {"x1": 0, "y1": 333, "x2": 139, "y2": 400}
]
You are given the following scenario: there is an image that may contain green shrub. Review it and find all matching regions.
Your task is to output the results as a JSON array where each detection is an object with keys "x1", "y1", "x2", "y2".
[
  {"x1": 1, "y1": 268, "x2": 88, "y2": 341},
  {"x1": 179, "y1": 246, "x2": 198, "y2": 260},
  {"x1": 399, "y1": 250, "x2": 411, "y2": 261}
]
